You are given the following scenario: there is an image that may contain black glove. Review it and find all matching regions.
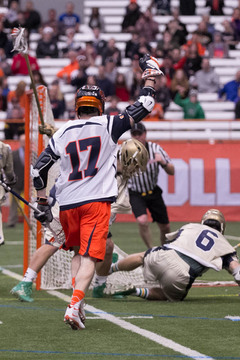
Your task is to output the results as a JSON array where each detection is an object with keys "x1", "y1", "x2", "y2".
[
  {"x1": 34, "y1": 197, "x2": 53, "y2": 224},
  {"x1": 139, "y1": 54, "x2": 164, "y2": 79}
]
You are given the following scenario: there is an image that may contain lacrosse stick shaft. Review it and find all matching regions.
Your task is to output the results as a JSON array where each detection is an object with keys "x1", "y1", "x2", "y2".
[
  {"x1": 13, "y1": 196, "x2": 33, "y2": 231},
  {"x1": 23, "y1": 53, "x2": 44, "y2": 126}
]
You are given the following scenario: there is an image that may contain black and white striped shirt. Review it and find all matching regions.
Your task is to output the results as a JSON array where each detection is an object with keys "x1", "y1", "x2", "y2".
[{"x1": 128, "y1": 141, "x2": 171, "y2": 193}]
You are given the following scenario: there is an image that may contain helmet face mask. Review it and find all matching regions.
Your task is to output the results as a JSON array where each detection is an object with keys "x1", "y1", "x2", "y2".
[
  {"x1": 120, "y1": 138, "x2": 149, "y2": 180},
  {"x1": 75, "y1": 85, "x2": 105, "y2": 117},
  {"x1": 201, "y1": 209, "x2": 226, "y2": 234}
]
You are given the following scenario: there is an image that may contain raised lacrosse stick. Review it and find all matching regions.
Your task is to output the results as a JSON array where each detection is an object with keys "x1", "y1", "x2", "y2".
[
  {"x1": 11, "y1": 27, "x2": 44, "y2": 126},
  {"x1": 0, "y1": 179, "x2": 58, "y2": 241}
]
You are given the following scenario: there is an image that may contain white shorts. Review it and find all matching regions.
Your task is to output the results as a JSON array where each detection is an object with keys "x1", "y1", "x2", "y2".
[{"x1": 143, "y1": 248, "x2": 191, "y2": 301}]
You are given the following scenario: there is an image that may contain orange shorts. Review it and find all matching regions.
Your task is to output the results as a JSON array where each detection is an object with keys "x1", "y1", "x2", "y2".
[{"x1": 60, "y1": 201, "x2": 111, "y2": 261}]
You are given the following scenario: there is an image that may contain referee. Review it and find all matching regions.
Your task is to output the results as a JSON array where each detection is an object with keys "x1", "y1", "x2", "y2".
[{"x1": 128, "y1": 122, "x2": 174, "y2": 248}]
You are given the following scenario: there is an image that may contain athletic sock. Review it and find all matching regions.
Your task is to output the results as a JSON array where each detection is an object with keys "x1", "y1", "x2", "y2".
[
  {"x1": 93, "y1": 275, "x2": 107, "y2": 287},
  {"x1": 23, "y1": 268, "x2": 37, "y2": 282},
  {"x1": 70, "y1": 289, "x2": 85, "y2": 307},
  {"x1": 134, "y1": 287, "x2": 149, "y2": 299},
  {"x1": 109, "y1": 262, "x2": 119, "y2": 274}
]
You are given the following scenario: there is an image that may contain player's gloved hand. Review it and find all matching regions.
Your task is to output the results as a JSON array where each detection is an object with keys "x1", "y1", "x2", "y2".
[
  {"x1": 34, "y1": 197, "x2": 53, "y2": 224},
  {"x1": 139, "y1": 54, "x2": 164, "y2": 79},
  {"x1": 5, "y1": 175, "x2": 17, "y2": 187},
  {"x1": 38, "y1": 123, "x2": 56, "y2": 138}
]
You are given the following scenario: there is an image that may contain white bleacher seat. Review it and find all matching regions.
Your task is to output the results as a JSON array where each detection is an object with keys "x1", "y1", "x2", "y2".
[
  {"x1": 37, "y1": 58, "x2": 69, "y2": 68},
  {"x1": 210, "y1": 59, "x2": 239, "y2": 67},
  {"x1": 198, "y1": 93, "x2": 218, "y2": 101},
  {"x1": 229, "y1": 50, "x2": 240, "y2": 58},
  {"x1": 0, "y1": 111, "x2": 6, "y2": 120},
  {"x1": 205, "y1": 111, "x2": 235, "y2": 120},
  {"x1": 215, "y1": 67, "x2": 238, "y2": 76}
]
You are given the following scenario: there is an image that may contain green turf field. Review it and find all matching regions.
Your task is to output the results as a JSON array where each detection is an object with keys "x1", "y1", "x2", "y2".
[{"x1": 1, "y1": 222, "x2": 240, "y2": 360}]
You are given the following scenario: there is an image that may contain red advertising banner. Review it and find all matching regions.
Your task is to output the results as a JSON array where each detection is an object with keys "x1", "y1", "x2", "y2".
[{"x1": 117, "y1": 142, "x2": 240, "y2": 223}]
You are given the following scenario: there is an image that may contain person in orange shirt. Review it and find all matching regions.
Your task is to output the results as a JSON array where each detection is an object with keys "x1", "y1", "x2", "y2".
[
  {"x1": 57, "y1": 50, "x2": 79, "y2": 84},
  {"x1": 182, "y1": 31, "x2": 206, "y2": 57},
  {"x1": 145, "y1": 102, "x2": 164, "y2": 121},
  {"x1": 7, "y1": 81, "x2": 28, "y2": 111}
]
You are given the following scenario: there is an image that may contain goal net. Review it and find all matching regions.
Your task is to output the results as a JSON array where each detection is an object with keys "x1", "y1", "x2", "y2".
[{"x1": 24, "y1": 86, "x2": 156, "y2": 291}]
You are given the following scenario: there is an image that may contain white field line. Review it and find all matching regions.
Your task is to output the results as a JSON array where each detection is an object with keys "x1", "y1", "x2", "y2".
[
  {"x1": 48, "y1": 290, "x2": 215, "y2": 360},
  {"x1": 2, "y1": 268, "x2": 215, "y2": 360}
]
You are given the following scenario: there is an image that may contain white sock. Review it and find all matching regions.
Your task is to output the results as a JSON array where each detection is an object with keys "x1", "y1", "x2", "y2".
[
  {"x1": 93, "y1": 275, "x2": 107, "y2": 287},
  {"x1": 109, "y1": 262, "x2": 119, "y2": 274},
  {"x1": 135, "y1": 287, "x2": 149, "y2": 299},
  {"x1": 23, "y1": 268, "x2": 37, "y2": 282}
]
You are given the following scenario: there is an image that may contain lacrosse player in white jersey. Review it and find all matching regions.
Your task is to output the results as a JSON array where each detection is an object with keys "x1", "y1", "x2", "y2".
[
  {"x1": 29, "y1": 54, "x2": 163, "y2": 330},
  {"x1": 110, "y1": 209, "x2": 240, "y2": 301},
  {"x1": 10, "y1": 138, "x2": 149, "y2": 305}
]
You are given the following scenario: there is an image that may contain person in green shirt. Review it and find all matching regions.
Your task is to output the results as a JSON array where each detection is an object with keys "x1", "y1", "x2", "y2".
[{"x1": 174, "y1": 89, "x2": 205, "y2": 119}]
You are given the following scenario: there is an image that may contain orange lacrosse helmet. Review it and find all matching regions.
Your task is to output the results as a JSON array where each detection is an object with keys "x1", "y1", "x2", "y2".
[{"x1": 75, "y1": 85, "x2": 105, "y2": 116}]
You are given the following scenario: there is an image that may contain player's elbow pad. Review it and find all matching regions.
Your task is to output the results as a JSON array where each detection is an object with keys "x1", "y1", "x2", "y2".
[
  {"x1": 125, "y1": 95, "x2": 155, "y2": 123},
  {"x1": 31, "y1": 151, "x2": 57, "y2": 190}
]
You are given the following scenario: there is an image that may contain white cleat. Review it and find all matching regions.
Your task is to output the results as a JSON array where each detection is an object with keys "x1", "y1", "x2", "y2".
[{"x1": 64, "y1": 304, "x2": 85, "y2": 330}]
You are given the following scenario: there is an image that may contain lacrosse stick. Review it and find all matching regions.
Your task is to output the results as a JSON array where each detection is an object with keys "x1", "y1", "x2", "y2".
[
  {"x1": 0, "y1": 179, "x2": 58, "y2": 240},
  {"x1": 11, "y1": 27, "x2": 44, "y2": 126}
]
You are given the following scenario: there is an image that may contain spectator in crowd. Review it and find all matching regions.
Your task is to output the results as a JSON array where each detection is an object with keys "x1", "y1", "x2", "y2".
[
  {"x1": 182, "y1": 31, "x2": 206, "y2": 57},
  {"x1": 61, "y1": 27, "x2": 81, "y2": 55},
  {"x1": 125, "y1": 31, "x2": 139, "y2": 59},
  {"x1": 201, "y1": 14, "x2": 215, "y2": 36},
  {"x1": 234, "y1": 87, "x2": 240, "y2": 118},
  {"x1": 136, "y1": 35, "x2": 152, "y2": 58},
  {"x1": 167, "y1": 19, "x2": 188, "y2": 47},
  {"x1": 7, "y1": 133, "x2": 25, "y2": 227},
  {"x1": 206, "y1": 0, "x2": 224, "y2": 15},
  {"x1": 150, "y1": 0, "x2": 171, "y2": 15},
  {"x1": 5, "y1": 104, "x2": 24, "y2": 139},
  {"x1": 180, "y1": 0, "x2": 196, "y2": 15},
  {"x1": 193, "y1": 57, "x2": 220, "y2": 93},
  {"x1": 208, "y1": 31, "x2": 229, "y2": 58},
  {"x1": 0, "y1": 48, "x2": 11, "y2": 76},
  {"x1": 0, "y1": 78, "x2": 8, "y2": 112},
  {"x1": 135, "y1": 8, "x2": 159, "y2": 43},
  {"x1": 170, "y1": 7, "x2": 188, "y2": 39},
  {"x1": 101, "y1": 38, "x2": 122, "y2": 66},
  {"x1": 30, "y1": 70, "x2": 48, "y2": 88},
  {"x1": 36, "y1": 26, "x2": 59, "y2": 59},
  {"x1": 125, "y1": 54, "x2": 141, "y2": 92},
  {"x1": 160, "y1": 55, "x2": 175, "y2": 88},
  {"x1": 58, "y1": 1, "x2": 81, "y2": 34},
  {"x1": 41, "y1": 8, "x2": 60, "y2": 40},
  {"x1": 183, "y1": 43, "x2": 203, "y2": 78},
  {"x1": 92, "y1": 26, "x2": 107, "y2": 57},
  {"x1": 128, "y1": 122, "x2": 174, "y2": 247},
  {"x1": 103, "y1": 57, "x2": 118, "y2": 83},
  {"x1": 23, "y1": 0, "x2": 41, "y2": 33},
  {"x1": 155, "y1": 75, "x2": 171, "y2": 112},
  {"x1": 105, "y1": 95, "x2": 121, "y2": 116},
  {"x1": 11, "y1": 52, "x2": 39, "y2": 75},
  {"x1": 48, "y1": 83, "x2": 66, "y2": 119},
  {"x1": 56, "y1": 50, "x2": 79, "y2": 84},
  {"x1": 0, "y1": 140, "x2": 16, "y2": 244},
  {"x1": 222, "y1": 19, "x2": 237, "y2": 50},
  {"x1": 3, "y1": 0, "x2": 19, "y2": 29},
  {"x1": 115, "y1": 72, "x2": 130, "y2": 102},
  {"x1": 96, "y1": 64, "x2": 115, "y2": 98},
  {"x1": 174, "y1": 88, "x2": 205, "y2": 119},
  {"x1": 71, "y1": 65, "x2": 87, "y2": 90},
  {"x1": 170, "y1": 47, "x2": 187, "y2": 70},
  {"x1": 145, "y1": 102, "x2": 164, "y2": 120},
  {"x1": 83, "y1": 41, "x2": 98, "y2": 67},
  {"x1": 196, "y1": 21, "x2": 213, "y2": 47},
  {"x1": 170, "y1": 68, "x2": 189, "y2": 99},
  {"x1": 218, "y1": 70, "x2": 240, "y2": 102},
  {"x1": 156, "y1": 30, "x2": 174, "y2": 58},
  {"x1": 231, "y1": 7, "x2": 240, "y2": 42},
  {"x1": 4, "y1": 10, "x2": 26, "y2": 31},
  {"x1": 88, "y1": 7, "x2": 105, "y2": 31},
  {"x1": 130, "y1": 69, "x2": 143, "y2": 99},
  {"x1": 7, "y1": 81, "x2": 27, "y2": 113},
  {"x1": 0, "y1": 20, "x2": 13, "y2": 57},
  {"x1": 122, "y1": 0, "x2": 142, "y2": 33}
]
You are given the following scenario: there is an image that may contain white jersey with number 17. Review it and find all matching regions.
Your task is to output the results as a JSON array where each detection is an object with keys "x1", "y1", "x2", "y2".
[{"x1": 49, "y1": 115, "x2": 119, "y2": 208}]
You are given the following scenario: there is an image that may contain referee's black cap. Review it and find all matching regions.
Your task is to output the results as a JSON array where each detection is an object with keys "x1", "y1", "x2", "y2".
[{"x1": 130, "y1": 122, "x2": 146, "y2": 135}]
